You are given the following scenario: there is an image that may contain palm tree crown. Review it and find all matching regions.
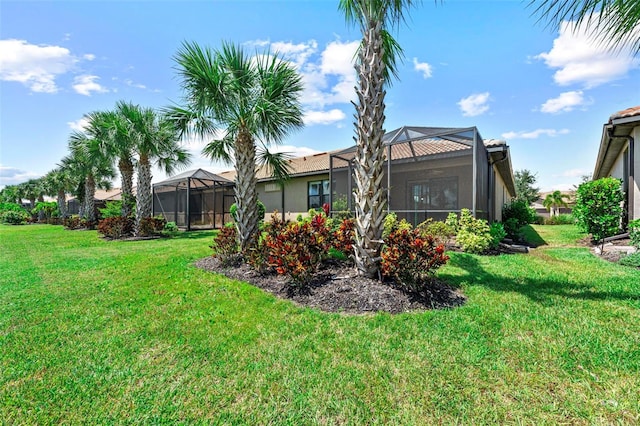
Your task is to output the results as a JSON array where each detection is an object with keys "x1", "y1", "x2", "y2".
[{"x1": 169, "y1": 41, "x2": 304, "y2": 252}]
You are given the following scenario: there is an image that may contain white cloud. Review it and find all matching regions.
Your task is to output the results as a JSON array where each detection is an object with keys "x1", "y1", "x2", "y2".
[
  {"x1": 561, "y1": 168, "x2": 587, "y2": 177},
  {"x1": 502, "y1": 128, "x2": 570, "y2": 139},
  {"x1": 72, "y1": 74, "x2": 108, "y2": 96},
  {"x1": 458, "y1": 92, "x2": 491, "y2": 117},
  {"x1": 413, "y1": 57, "x2": 432, "y2": 79},
  {"x1": 541, "y1": 182, "x2": 577, "y2": 192},
  {"x1": 303, "y1": 109, "x2": 346, "y2": 125},
  {"x1": 536, "y1": 20, "x2": 639, "y2": 88},
  {"x1": 271, "y1": 144, "x2": 321, "y2": 158},
  {"x1": 67, "y1": 117, "x2": 90, "y2": 132},
  {"x1": 124, "y1": 78, "x2": 146, "y2": 89},
  {"x1": 83, "y1": 53, "x2": 96, "y2": 61},
  {"x1": 0, "y1": 39, "x2": 77, "y2": 93},
  {"x1": 540, "y1": 90, "x2": 588, "y2": 113},
  {"x1": 0, "y1": 165, "x2": 42, "y2": 187}
]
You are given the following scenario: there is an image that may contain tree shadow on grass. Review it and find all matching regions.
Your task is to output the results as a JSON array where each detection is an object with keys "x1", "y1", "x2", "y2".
[
  {"x1": 520, "y1": 225, "x2": 547, "y2": 247},
  {"x1": 170, "y1": 230, "x2": 216, "y2": 241},
  {"x1": 439, "y1": 252, "x2": 640, "y2": 306}
]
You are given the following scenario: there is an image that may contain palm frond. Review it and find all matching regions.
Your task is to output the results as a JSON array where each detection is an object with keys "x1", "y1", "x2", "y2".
[
  {"x1": 202, "y1": 135, "x2": 235, "y2": 165},
  {"x1": 256, "y1": 143, "x2": 293, "y2": 186}
]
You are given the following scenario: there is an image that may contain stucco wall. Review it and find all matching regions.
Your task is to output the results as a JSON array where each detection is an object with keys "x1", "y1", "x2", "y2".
[
  {"x1": 633, "y1": 126, "x2": 640, "y2": 221},
  {"x1": 493, "y1": 167, "x2": 510, "y2": 222}
]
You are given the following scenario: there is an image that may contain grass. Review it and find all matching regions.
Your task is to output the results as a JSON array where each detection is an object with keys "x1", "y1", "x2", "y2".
[{"x1": 1, "y1": 224, "x2": 639, "y2": 424}]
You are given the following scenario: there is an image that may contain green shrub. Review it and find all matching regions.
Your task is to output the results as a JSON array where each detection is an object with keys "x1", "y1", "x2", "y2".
[
  {"x1": 331, "y1": 195, "x2": 351, "y2": 219},
  {"x1": 0, "y1": 202, "x2": 28, "y2": 213},
  {"x1": 628, "y1": 219, "x2": 640, "y2": 250},
  {"x1": 445, "y1": 212, "x2": 459, "y2": 233},
  {"x1": 163, "y1": 221, "x2": 179, "y2": 237},
  {"x1": 382, "y1": 212, "x2": 412, "y2": 240},
  {"x1": 0, "y1": 210, "x2": 29, "y2": 225},
  {"x1": 99, "y1": 201, "x2": 124, "y2": 219},
  {"x1": 502, "y1": 199, "x2": 536, "y2": 238},
  {"x1": 456, "y1": 209, "x2": 492, "y2": 254},
  {"x1": 544, "y1": 214, "x2": 575, "y2": 225},
  {"x1": 33, "y1": 201, "x2": 57, "y2": 221},
  {"x1": 573, "y1": 177, "x2": 624, "y2": 244},
  {"x1": 489, "y1": 222, "x2": 506, "y2": 249},
  {"x1": 97, "y1": 216, "x2": 134, "y2": 239},
  {"x1": 230, "y1": 201, "x2": 266, "y2": 223},
  {"x1": 618, "y1": 251, "x2": 640, "y2": 268},
  {"x1": 381, "y1": 228, "x2": 449, "y2": 292},
  {"x1": 417, "y1": 219, "x2": 455, "y2": 244},
  {"x1": 534, "y1": 215, "x2": 546, "y2": 225}
]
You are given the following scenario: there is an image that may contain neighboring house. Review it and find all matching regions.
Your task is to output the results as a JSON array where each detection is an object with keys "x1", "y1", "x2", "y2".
[
  {"x1": 213, "y1": 126, "x2": 516, "y2": 226},
  {"x1": 67, "y1": 187, "x2": 131, "y2": 216},
  {"x1": 593, "y1": 106, "x2": 640, "y2": 224},
  {"x1": 532, "y1": 191, "x2": 574, "y2": 218}
]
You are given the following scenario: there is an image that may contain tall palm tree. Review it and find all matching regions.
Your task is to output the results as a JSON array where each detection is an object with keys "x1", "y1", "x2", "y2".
[
  {"x1": 87, "y1": 106, "x2": 137, "y2": 217},
  {"x1": 168, "y1": 41, "x2": 304, "y2": 252},
  {"x1": 43, "y1": 168, "x2": 73, "y2": 219},
  {"x1": 62, "y1": 131, "x2": 114, "y2": 224},
  {"x1": 339, "y1": 0, "x2": 419, "y2": 278},
  {"x1": 530, "y1": 0, "x2": 640, "y2": 55},
  {"x1": 0, "y1": 185, "x2": 21, "y2": 204},
  {"x1": 119, "y1": 103, "x2": 190, "y2": 236},
  {"x1": 543, "y1": 190, "x2": 570, "y2": 217}
]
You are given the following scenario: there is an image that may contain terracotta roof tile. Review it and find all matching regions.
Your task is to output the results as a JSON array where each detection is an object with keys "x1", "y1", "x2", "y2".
[{"x1": 609, "y1": 105, "x2": 640, "y2": 122}]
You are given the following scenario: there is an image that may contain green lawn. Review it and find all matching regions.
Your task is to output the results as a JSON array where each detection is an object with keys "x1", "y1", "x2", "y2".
[{"x1": 1, "y1": 224, "x2": 639, "y2": 424}]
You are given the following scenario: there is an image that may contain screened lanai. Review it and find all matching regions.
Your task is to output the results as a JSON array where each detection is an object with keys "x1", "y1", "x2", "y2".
[
  {"x1": 152, "y1": 169, "x2": 235, "y2": 230},
  {"x1": 329, "y1": 126, "x2": 495, "y2": 225}
]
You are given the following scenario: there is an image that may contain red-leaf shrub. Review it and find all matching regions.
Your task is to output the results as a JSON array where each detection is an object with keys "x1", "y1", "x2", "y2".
[
  {"x1": 332, "y1": 218, "x2": 355, "y2": 255},
  {"x1": 264, "y1": 214, "x2": 331, "y2": 286},
  {"x1": 63, "y1": 216, "x2": 92, "y2": 230},
  {"x1": 246, "y1": 211, "x2": 288, "y2": 274},
  {"x1": 211, "y1": 224, "x2": 239, "y2": 266},
  {"x1": 137, "y1": 217, "x2": 166, "y2": 236},
  {"x1": 97, "y1": 216, "x2": 134, "y2": 239},
  {"x1": 381, "y1": 228, "x2": 449, "y2": 292}
]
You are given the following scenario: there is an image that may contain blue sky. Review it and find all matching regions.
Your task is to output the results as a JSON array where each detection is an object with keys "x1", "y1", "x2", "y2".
[{"x1": 1, "y1": 0, "x2": 639, "y2": 192}]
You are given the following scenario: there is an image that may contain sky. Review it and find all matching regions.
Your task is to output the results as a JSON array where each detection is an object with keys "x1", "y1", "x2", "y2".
[{"x1": 1, "y1": 0, "x2": 639, "y2": 192}]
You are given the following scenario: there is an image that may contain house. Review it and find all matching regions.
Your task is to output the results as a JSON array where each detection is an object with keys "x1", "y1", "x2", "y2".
[
  {"x1": 209, "y1": 126, "x2": 516, "y2": 226},
  {"x1": 67, "y1": 187, "x2": 128, "y2": 216},
  {"x1": 593, "y1": 106, "x2": 640, "y2": 224}
]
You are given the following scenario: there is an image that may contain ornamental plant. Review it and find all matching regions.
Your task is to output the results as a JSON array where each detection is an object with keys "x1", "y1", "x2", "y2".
[
  {"x1": 451, "y1": 209, "x2": 493, "y2": 254},
  {"x1": 573, "y1": 177, "x2": 624, "y2": 246},
  {"x1": 211, "y1": 224, "x2": 240, "y2": 266},
  {"x1": 97, "y1": 216, "x2": 134, "y2": 239},
  {"x1": 265, "y1": 213, "x2": 331, "y2": 286},
  {"x1": 381, "y1": 228, "x2": 449, "y2": 293},
  {"x1": 138, "y1": 216, "x2": 167, "y2": 237},
  {"x1": 332, "y1": 218, "x2": 355, "y2": 256},
  {"x1": 628, "y1": 219, "x2": 640, "y2": 250}
]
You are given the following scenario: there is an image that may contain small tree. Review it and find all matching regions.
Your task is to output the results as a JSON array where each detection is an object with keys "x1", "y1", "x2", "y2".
[
  {"x1": 514, "y1": 169, "x2": 540, "y2": 205},
  {"x1": 573, "y1": 177, "x2": 624, "y2": 247}
]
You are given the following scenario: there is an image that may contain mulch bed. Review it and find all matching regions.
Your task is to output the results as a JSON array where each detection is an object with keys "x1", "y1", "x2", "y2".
[{"x1": 194, "y1": 256, "x2": 467, "y2": 315}]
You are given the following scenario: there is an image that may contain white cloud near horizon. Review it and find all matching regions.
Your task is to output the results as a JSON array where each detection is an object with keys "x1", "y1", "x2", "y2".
[
  {"x1": 304, "y1": 109, "x2": 346, "y2": 125},
  {"x1": 502, "y1": 128, "x2": 570, "y2": 139},
  {"x1": 413, "y1": 57, "x2": 433, "y2": 79},
  {"x1": 72, "y1": 75, "x2": 108, "y2": 96},
  {"x1": 540, "y1": 90, "x2": 588, "y2": 113},
  {"x1": 536, "y1": 20, "x2": 639, "y2": 88},
  {"x1": 0, "y1": 39, "x2": 77, "y2": 93},
  {"x1": 458, "y1": 92, "x2": 490, "y2": 117},
  {"x1": 0, "y1": 165, "x2": 42, "y2": 187}
]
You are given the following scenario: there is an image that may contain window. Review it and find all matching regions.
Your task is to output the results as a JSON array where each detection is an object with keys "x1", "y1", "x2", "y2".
[
  {"x1": 308, "y1": 179, "x2": 330, "y2": 209},
  {"x1": 409, "y1": 177, "x2": 458, "y2": 211}
]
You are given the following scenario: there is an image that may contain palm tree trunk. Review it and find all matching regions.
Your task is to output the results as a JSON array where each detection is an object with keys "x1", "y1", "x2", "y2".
[
  {"x1": 234, "y1": 129, "x2": 259, "y2": 254},
  {"x1": 57, "y1": 190, "x2": 68, "y2": 218},
  {"x1": 85, "y1": 175, "x2": 96, "y2": 223},
  {"x1": 119, "y1": 158, "x2": 135, "y2": 217},
  {"x1": 135, "y1": 155, "x2": 152, "y2": 236},
  {"x1": 353, "y1": 20, "x2": 387, "y2": 279},
  {"x1": 37, "y1": 195, "x2": 45, "y2": 221}
]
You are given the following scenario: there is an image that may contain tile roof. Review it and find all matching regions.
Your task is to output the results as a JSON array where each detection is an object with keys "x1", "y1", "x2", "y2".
[{"x1": 609, "y1": 105, "x2": 640, "y2": 122}]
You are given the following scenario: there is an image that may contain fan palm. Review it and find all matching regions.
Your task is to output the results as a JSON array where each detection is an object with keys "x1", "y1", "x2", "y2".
[
  {"x1": 530, "y1": 0, "x2": 640, "y2": 55},
  {"x1": 43, "y1": 168, "x2": 74, "y2": 219},
  {"x1": 62, "y1": 131, "x2": 114, "y2": 224},
  {"x1": 339, "y1": 0, "x2": 419, "y2": 278},
  {"x1": 117, "y1": 103, "x2": 190, "y2": 236},
  {"x1": 0, "y1": 185, "x2": 21, "y2": 204},
  {"x1": 543, "y1": 190, "x2": 570, "y2": 217},
  {"x1": 168, "y1": 41, "x2": 304, "y2": 253}
]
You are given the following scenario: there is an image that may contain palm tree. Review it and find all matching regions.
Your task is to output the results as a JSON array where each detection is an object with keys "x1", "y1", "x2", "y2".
[
  {"x1": 339, "y1": 0, "x2": 419, "y2": 278},
  {"x1": 530, "y1": 0, "x2": 640, "y2": 55},
  {"x1": 543, "y1": 190, "x2": 570, "y2": 217},
  {"x1": 62, "y1": 131, "x2": 114, "y2": 224},
  {"x1": 43, "y1": 168, "x2": 73, "y2": 219},
  {"x1": 119, "y1": 103, "x2": 190, "y2": 236},
  {"x1": 168, "y1": 41, "x2": 304, "y2": 252},
  {"x1": 86, "y1": 106, "x2": 137, "y2": 217},
  {"x1": 0, "y1": 185, "x2": 21, "y2": 204}
]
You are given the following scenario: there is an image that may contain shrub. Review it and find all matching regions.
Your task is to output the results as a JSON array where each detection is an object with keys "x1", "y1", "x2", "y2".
[
  {"x1": 230, "y1": 201, "x2": 266, "y2": 223},
  {"x1": 163, "y1": 221, "x2": 179, "y2": 237},
  {"x1": 489, "y1": 222, "x2": 506, "y2": 249},
  {"x1": 247, "y1": 211, "x2": 289, "y2": 274},
  {"x1": 381, "y1": 228, "x2": 449, "y2": 292},
  {"x1": 0, "y1": 202, "x2": 28, "y2": 213},
  {"x1": 628, "y1": 219, "x2": 640, "y2": 250},
  {"x1": 63, "y1": 215, "x2": 91, "y2": 230},
  {"x1": 97, "y1": 216, "x2": 134, "y2": 239},
  {"x1": 99, "y1": 201, "x2": 124, "y2": 219},
  {"x1": 211, "y1": 224, "x2": 240, "y2": 266},
  {"x1": 573, "y1": 177, "x2": 624, "y2": 244},
  {"x1": 619, "y1": 251, "x2": 640, "y2": 268},
  {"x1": 502, "y1": 199, "x2": 536, "y2": 238},
  {"x1": 332, "y1": 218, "x2": 355, "y2": 255},
  {"x1": 456, "y1": 209, "x2": 492, "y2": 254},
  {"x1": 138, "y1": 216, "x2": 166, "y2": 236},
  {"x1": 265, "y1": 213, "x2": 331, "y2": 286},
  {"x1": 544, "y1": 214, "x2": 575, "y2": 225},
  {"x1": 33, "y1": 201, "x2": 57, "y2": 221},
  {"x1": 331, "y1": 195, "x2": 351, "y2": 219},
  {"x1": 382, "y1": 212, "x2": 412, "y2": 240},
  {"x1": 0, "y1": 210, "x2": 29, "y2": 225},
  {"x1": 417, "y1": 219, "x2": 455, "y2": 244},
  {"x1": 445, "y1": 212, "x2": 459, "y2": 233}
]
